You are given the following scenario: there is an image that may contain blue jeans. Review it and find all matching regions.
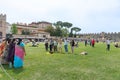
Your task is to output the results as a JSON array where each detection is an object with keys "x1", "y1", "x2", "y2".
[{"x1": 64, "y1": 45, "x2": 68, "y2": 52}]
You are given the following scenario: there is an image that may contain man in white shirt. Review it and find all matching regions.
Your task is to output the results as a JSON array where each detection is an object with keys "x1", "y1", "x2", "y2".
[
  {"x1": 106, "y1": 38, "x2": 110, "y2": 51},
  {"x1": 64, "y1": 38, "x2": 68, "y2": 53}
]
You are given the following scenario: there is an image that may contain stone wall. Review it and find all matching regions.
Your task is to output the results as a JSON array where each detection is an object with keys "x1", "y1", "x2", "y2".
[
  {"x1": 79, "y1": 32, "x2": 120, "y2": 41},
  {"x1": 0, "y1": 14, "x2": 6, "y2": 39}
]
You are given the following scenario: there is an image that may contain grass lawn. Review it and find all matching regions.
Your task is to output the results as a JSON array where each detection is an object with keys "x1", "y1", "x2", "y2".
[{"x1": 0, "y1": 42, "x2": 120, "y2": 80}]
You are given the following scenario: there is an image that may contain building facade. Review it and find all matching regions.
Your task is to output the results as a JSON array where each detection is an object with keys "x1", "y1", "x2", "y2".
[
  {"x1": 29, "y1": 21, "x2": 52, "y2": 29},
  {"x1": 14, "y1": 21, "x2": 51, "y2": 39},
  {"x1": 0, "y1": 14, "x2": 6, "y2": 39}
]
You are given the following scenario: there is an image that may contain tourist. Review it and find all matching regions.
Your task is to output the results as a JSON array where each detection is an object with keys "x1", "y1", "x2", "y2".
[
  {"x1": 14, "y1": 38, "x2": 26, "y2": 68},
  {"x1": 84, "y1": 39, "x2": 87, "y2": 46},
  {"x1": 75, "y1": 41, "x2": 79, "y2": 47},
  {"x1": 44, "y1": 38, "x2": 49, "y2": 51},
  {"x1": 7, "y1": 38, "x2": 16, "y2": 67},
  {"x1": 0, "y1": 38, "x2": 10, "y2": 64},
  {"x1": 58, "y1": 38, "x2": 62, "y2": 53},
  {"x1": 91, "y1": 38, "x2": 95, "y2": 47},
  {"x1": 70, "y1": 39, "x2": 75, "y2": 53},
  {"x1": 106, "y1": 38, "x2": 110, "y2": 51},
  {"x1": 64, "y1": 38, "x2": 68, "y2": 53},
  {"x1": 0, "y1": 39, "x2": 6, "y2": 56},
  {"x1": 114, "y1": 42, "x2": 120, "y2": 48},
  {"x1": 53, "y1": 39, "x2": 58, "y2": 52},
  {"x1": 49, "y1": 38, "x2": 54, "y2": 52}
]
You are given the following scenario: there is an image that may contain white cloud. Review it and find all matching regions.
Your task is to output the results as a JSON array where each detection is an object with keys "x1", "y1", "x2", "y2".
[{"x1": 0, "y1": 0, "x2": 120, "y2": 33}]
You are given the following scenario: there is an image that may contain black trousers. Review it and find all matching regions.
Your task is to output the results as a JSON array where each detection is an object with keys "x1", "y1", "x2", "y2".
[
  {"x1": 54, "y1": 46, "x2": 57, "y2": 52},
  {"x1": 50, "y1": 45, "x2": 53, "y2": 52},
  {"x1": 45, "y1": 43, "x2": 48, "y2": 51},
  {"x1": 107, "y1": 44, "x2": 110, "y2": 51}
]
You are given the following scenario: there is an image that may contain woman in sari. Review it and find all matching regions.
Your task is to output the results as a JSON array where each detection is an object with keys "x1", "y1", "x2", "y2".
[
  {"x1": 14, "y1": 38, "x2": 26, "y2": 68},
  {"x1": 7, "y1": 38, "x2": 16, "y2": 66},
  {"x1": 0, "y1": 38, "x2": 12, "y2": 64},
  {"x1": 0, "y1": 39, "x2": 8, "y2": 64},
  {"x1": 0, "y1": 39, "x2": 6, "y2": 56}
]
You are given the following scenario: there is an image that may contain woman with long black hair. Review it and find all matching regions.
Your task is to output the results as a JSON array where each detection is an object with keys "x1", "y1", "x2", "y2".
[
  {"x1": 14, "y1": 38, "x2": 26, "y2": 68},
  {"x1": 7, "y1": 38, "x2": 16, "y2": 67}
]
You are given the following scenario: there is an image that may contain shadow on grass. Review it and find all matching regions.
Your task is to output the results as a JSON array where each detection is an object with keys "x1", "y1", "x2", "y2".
[
  {"x1": 12, "y1": 67, "x2": 25, "y2": 74},
  {"x1": 2, "y1": 64, "x2": 25, "y2": 74}
]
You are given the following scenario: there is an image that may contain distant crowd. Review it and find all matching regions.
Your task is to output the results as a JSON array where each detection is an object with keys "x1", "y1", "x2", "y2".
[
  {"x1": 43, "y1": 37, "x2": 120, "y2": 54},
  {"x1": 44, "y1": 38, "x2": 78, "y2": 54}
]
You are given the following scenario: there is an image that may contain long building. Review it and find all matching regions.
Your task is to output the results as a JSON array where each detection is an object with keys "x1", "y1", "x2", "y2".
[{"x1": 14, "y1": 22, "x2": 51, "y2": 39}]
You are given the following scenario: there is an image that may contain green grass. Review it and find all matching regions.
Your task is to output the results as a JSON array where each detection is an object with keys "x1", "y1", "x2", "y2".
[{"x1": 0, "y1": 42, "x2": 120, "y2": 80}]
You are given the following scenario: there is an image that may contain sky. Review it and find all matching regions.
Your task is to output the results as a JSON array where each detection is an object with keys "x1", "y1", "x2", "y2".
[{"x1": 0, "y1": 0, "x2": 120, "y2": 33}]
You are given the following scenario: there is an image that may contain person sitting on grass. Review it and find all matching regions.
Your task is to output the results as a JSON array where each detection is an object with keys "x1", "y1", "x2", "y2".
[
  {"x1": 114, "y1": 42, "x2": 120, "y2": 48},
  {"x1": 32, "y1": 40, "x2": 38, "y2": 47}
]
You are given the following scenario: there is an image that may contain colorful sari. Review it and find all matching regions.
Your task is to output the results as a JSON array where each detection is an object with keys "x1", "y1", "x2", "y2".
[
  {"x1": 7, "y1": 42, "x2": 15, "y2": 64},
  {"x1": 14, "y1": 43, "x2": 25, "y2": 68},
  {"x1": 0, "y1": 41, "x2": 8, "y2": 64},
  {"x1": 0, "y1": 41, "x2": 6, "y2": 56}
]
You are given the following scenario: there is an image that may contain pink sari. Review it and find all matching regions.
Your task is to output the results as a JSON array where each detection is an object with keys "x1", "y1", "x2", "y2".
[{"x1": 13, "y1": 45, "x2": 25, "y2": 68}]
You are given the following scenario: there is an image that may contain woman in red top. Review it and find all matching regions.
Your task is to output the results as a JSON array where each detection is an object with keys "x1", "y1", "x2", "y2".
[{"x1": 91, "y1": 39, "x2": 95, "y2": 47}]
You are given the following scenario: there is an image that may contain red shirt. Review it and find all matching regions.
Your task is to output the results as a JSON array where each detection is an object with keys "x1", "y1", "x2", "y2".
[{"x1": 91, "y1": 39, "x2": 95, "y2": 44}]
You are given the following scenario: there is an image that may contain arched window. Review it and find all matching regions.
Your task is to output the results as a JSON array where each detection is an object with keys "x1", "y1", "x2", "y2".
[{"x1": 0, "y1": 32, "x2": 2, "y2": 39}]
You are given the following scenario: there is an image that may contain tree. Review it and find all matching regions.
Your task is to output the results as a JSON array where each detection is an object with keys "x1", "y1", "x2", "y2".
[
  {"x1": 71, "y1": 27, "x2": 81, "y2": 37},
  {"x1": 11, "y1": 24, "x2": 18, "y2": 34},
  {"x1": 22, "y1": 29, "x2": 30, "y2": 35},
  {"x1": 72, "y1": 27, "x2": 81, "y2": 34},
  {"x1": 54, "y1": 26, "x2": 62, "y2": 37},
  {"x1": 62, "y1": 28, "x2": 68, "y2": 37},
  {"x1": 45, "y1": 26, "x2": 55, "y2": 36},
  {"x1": 22, "y1": 30, "x2": 25, "y2": 35},
  {"x1": 53, "y1": 21, "x2": 65, "y2": 37},
  {"x1": 63, "y1": 22, "x2": 72, "y2": 29},
  {"x1": 53, "y1": 21, "x2": 63, "y2": 28},
  {"x1": 69, "y1": 29, "x2": 73, "y2": 37},
  {"x1": 45, "y1": 21, "x2": 72, "y2": 37},
  {"x1": 63, "y1": 22, "x2": 73, "y2": 36}
]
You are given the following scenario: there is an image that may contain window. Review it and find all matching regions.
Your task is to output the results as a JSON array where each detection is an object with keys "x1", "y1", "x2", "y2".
[
  {"x1": 0, "y1": 32, "x2": 2, "y2": 39},
  {"x1": 0, "y1": 21, "x2": 2, "y2": 27},
  {"x1": 43, "y1": 35, "x2": 46, "y2": 37}
]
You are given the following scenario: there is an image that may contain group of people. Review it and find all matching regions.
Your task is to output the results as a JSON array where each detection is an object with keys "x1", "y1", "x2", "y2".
[
  {"x1": 84, "y1": 38, "x2": 114, "y2": 51},
  {"x1": 44, "y1": 37, "x2": 119, "y2": 54},
  {"x1": 44, "y1": 38, "x2": 77, "y2": 54},
  {"x1": 0, "y1": 38, "x2": 26, "y2": 68},
  {"x1": 84, "y1": 38, "x2": 95, "y2": 47}
]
